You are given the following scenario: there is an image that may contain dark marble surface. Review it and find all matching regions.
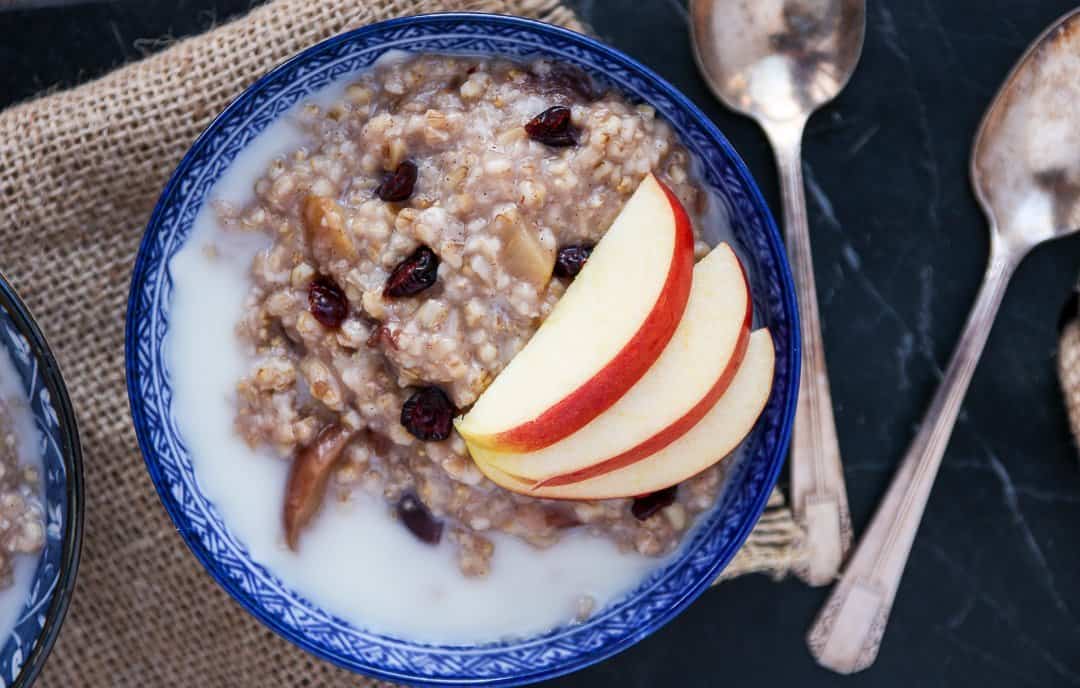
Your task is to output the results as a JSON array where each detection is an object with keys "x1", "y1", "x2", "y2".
[{"x1": 3, "y1": 1, "x2": 1080, "y2": 686}]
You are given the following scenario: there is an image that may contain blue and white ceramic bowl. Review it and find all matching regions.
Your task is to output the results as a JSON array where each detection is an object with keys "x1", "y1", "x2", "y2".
[
  {"x1": 0, "y1": 273, "x2": 83, "y2": 687},
  {"x1": 126, "y1": 13, "x2": 799, "y2": 687}
]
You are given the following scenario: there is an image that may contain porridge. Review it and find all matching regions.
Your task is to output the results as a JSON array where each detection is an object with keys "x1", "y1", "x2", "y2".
[
  {"x1": 168, "y1": 52, "x2": 758, "y2": 641},
  {"x1": 0, "y1": 343, "x2": 47, "y2": 637},
  {"x1": 230, "y1": 53, "x2": 722, "y2": 569}
]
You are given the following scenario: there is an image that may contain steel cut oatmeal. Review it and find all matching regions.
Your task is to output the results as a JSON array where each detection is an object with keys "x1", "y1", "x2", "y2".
[{"x1": 222, "y1": 54, "x2": 727, "y2": 578}]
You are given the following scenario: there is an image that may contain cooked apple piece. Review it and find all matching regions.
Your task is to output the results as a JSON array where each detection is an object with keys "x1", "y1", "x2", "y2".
[
  {"x1": 475, "y1": 329, "x2": 775, "y2": 499},
  {"x1": 455, "y1": 173, "x2": 695, "y2": 452},
  {"x1": 502, "y1": 222, "x2": 556, "y2": 288},
  {"x1": 302, "y1": 195, "x2": 357, "y2": 261},
  {"x1": 283, "y1": 424, "x2": 354, "y2": 550},
  {"x1": 471, "y1": 243, "x2": 751, "y2": 482}
]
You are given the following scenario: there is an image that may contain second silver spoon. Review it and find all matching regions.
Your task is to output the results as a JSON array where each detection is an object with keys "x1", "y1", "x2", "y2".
[{"x1": 690, "y1": 0, "x2": 866, "y2": 585}]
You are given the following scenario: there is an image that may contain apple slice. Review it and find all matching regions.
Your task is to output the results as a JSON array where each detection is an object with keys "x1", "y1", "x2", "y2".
[
  {"x1": 455, "y1": 173, "x2": 695, "y2": 452},
  {"x1": 502, "y1": 221, "x2": 556, "y2": 288},
  {"x1": 283, "y1": 424, "x2": 354, "y2": 550},
  {"x1": 475, "y1": 329, "x2": 775, "y2": 500},
  {"x1": 470, "y1": 243, "x2": 751, "y2": 482}
]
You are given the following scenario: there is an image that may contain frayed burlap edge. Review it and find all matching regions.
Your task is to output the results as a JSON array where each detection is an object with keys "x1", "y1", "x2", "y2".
[
  {"x1": 0, "y1": 1, "x2": 802, "y2": 685},
  {"x1": 717, "y1": 490, "x2": 803, "y2": 581}
]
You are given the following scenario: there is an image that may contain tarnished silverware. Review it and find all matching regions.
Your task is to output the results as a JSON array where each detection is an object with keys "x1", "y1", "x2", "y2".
[
  {"x1": 690, "y1": 0, "x2": 865, "y2": 586},
  {"x1": 807, "y1": 7, "x2": 1080, "y2": 673}
]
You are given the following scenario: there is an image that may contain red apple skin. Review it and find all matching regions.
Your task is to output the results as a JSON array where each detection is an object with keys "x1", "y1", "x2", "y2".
[
  {"x1": 476, "y1": 244, "x2": 751, "y2": 482},
  {"x1": 534, "y1": 259, "x2": 752, "y2": 487},
  {"x1": 475, "y1": 461, "x2": 534, "y2": 493},
  {"x1": 471, "y1": 178, "x2": 696, "y2": 453},
  {"x1": 475, "y1": 329, "x2": 775, "y2": 500},
  {"x1": 534, "y1": 282, "x2": 751, "y2": 488}
]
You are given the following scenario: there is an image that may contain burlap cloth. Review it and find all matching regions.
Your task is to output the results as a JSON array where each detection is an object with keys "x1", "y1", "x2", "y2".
[
  {"x1": 1060, "y1": 312, "x2": 1080, "y2": 449},
  {"x1": 0, "y1": 1, "x2": 805, "y2": 685}
]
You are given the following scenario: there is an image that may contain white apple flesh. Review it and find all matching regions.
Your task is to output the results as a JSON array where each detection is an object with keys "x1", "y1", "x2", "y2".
[
  {"x1": 455, "y1": 173, "x2": 695, "y2": 452},
  {"x1": 475, "y1": 329, "x2": 776, "y2": 499},
  {"x1": 471, "y1": 243, "x2": 751, "y2": 482}
]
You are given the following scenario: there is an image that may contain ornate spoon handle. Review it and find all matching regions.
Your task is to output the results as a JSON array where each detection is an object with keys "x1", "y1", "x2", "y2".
[
  {"x1": 807, "y1": 242, "x2": 1018, "y2": 673},
  {"x1": 765, "y1": 119, "x2": 853, "y2": 586}
]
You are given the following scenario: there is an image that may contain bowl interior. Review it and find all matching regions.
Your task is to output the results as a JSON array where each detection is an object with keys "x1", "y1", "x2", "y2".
[
  {"x1": 126, "y1": 13, "x2": 798, "y2": 687},
  {"x1": 0, "y1": 277, "x2": 82, "y2": 687}
]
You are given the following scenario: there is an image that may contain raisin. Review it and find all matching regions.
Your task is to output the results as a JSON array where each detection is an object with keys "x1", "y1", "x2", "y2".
[
  {"x1": 525, "y1": 106, "x2": 578, "y2": 147},
  {"x1": 308, "y1": 276, "x2": 348, "y2": 329},
  {"x1": 376, "y1": 159, "x2": 418, "y2": 202},
  {"x1": 384, "y1": 246, "x2": 440, "y2": 297},
  {"x1": 397, "y1": 491, "x2": 444, "y2": 545},
  {"x1": 553, "y1": 244, "x2": 594, "y2": 278},
  {"x1": 400, "y1": 386, "x2": 455, "y2": 441},
  {"x1": 631, "y1": 486, "x2": 678, "y2": 521}
]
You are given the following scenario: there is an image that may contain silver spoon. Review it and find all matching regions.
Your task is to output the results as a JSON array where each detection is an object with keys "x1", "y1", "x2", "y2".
[
  {"x1": 807, "y1": 7, "x2": 1080, "y2": 673},
  {"x1": 690, "y1": 0, "x2": 865, "y2": 585}
]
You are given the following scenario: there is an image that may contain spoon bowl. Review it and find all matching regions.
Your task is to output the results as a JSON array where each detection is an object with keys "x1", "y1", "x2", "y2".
[
  {"x1": 972, "y1": 7, "x2": 1080, "y2": 249},
  {"x1": 691, "y1": 0, "x2": 865, "y2": 126}
]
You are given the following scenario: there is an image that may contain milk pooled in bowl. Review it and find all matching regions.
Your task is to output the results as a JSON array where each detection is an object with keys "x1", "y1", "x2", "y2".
[{"x1": 167, "y1": 53, "x2": 746, "y2": 642}]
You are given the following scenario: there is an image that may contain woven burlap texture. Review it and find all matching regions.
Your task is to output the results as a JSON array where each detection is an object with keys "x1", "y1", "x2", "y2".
[
  {"x1": 1059, "y1": 320, "x2": 1080, "y2": 450},
  {"x1": 0, "y1": 1, "x2": 804, "y2": 685}
]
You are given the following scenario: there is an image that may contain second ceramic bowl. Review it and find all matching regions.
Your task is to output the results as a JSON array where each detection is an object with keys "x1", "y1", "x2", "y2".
[{"x1": 0, "y1": 273, "x2": 83, "y2": 687}]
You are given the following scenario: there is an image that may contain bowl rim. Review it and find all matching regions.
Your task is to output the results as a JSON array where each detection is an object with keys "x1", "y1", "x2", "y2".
[
  {"x1": 0, "y1": 271, "x2": 84, "y2": 688},
  {"x1": 125, "y1": 11, "x2": 800, "y2": 686}
]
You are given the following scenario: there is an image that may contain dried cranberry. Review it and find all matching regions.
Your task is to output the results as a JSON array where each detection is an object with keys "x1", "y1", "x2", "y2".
[
  {"x1": 397, "y1": 491, "x2": 444, "y2": 545},
  {"x1": 631, "y1": 486, "x2": 678, "y2": 521},
  {"x1": 553, "y1": 244, "x2": 594, "y2": 278},
  {"x1": 376, "y1": 159, "x2": 418, "y2": 202},
  {"x1": 525, "y1": 106, "x2": 578, "y2": 147},
  {"x1": 308, "y1": 276, "x2": 348, "y2": 329},
  {"x1": 384, "y1": 246, "x2": 440, "y2": 297},
  {"x1": 400, "y1": 386, "x2": 455, "y2": 441}
]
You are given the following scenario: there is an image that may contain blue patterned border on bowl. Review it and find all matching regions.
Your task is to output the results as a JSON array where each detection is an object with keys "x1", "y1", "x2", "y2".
[
  {"x1": 125, "y1": 13, "x2": 799, "y2": 687},
  {"x1": 0, "y1": 274, "x2": 83, "y2": 688}
]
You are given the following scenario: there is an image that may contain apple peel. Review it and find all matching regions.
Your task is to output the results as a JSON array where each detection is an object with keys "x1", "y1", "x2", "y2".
[
  {"x1": 477, "y1": 243, "x2": 752, "y2": 484},
  {"x1": 455, "y1": 173, "x2": 696, "y2": 453},
  {"x1": 473, "y1": 329, "x2": 775, "y2": 500}
]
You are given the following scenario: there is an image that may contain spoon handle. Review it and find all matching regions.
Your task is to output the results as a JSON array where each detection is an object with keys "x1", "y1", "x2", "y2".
[
  {"x1": 806, "y1": 244, "x2": 1018, "y2": 673},
  {"x1": 765, "y1": 122, "x2": 853, "y2": 586}
]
